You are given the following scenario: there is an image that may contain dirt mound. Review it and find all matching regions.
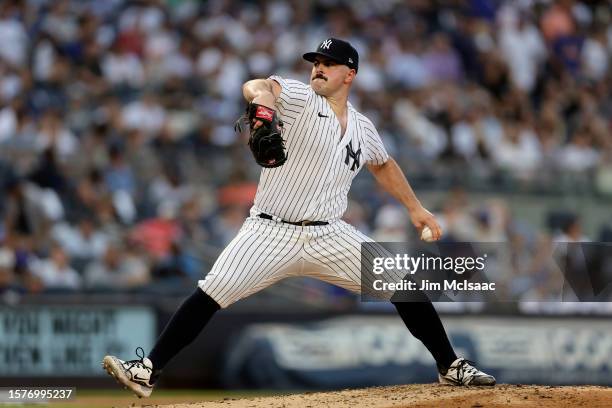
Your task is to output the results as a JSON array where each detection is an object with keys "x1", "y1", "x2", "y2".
[{"x1": 139, "y1": 384, "x2": 612, "y2": 408}]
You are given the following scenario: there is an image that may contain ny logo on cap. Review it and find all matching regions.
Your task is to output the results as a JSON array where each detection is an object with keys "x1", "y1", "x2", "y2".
[{"x1": 320, "y1": 39, "x2": 333, "y2": 50}]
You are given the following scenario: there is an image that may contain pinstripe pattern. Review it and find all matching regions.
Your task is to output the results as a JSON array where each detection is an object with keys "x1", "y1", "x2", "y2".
[
  {"x1": 197, "y1": 75, "x2": 396, "y2": 308},
  {"x1": 302, "y1": 220, "x2": 407, "y2": 300},
  {"x1": 198, "y1": 218, "x2": 408, "y2": 307},
  {"x1": 253, "y1": 76, "x2": 389, "y2": 223},
  {"x1": 198, "y1": 218, "x2": 304, "y2": 307}
]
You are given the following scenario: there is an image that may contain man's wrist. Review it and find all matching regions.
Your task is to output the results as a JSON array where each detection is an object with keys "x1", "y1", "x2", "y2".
[
  {"x1": 405, "y1": 200, "x2": 422, "y2": 213},
  {"x1": 252, "y1": 92, "x2": 276, "y2": 108}
]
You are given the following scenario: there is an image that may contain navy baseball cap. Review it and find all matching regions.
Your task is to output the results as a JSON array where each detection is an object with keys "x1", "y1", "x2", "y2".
[{"x1": 303, "y1": 38, "x2": 359, "y2": 72}]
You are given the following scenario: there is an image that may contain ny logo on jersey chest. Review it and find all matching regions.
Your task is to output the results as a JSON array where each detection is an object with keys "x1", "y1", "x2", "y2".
[{"x1": 344, "y1": 141, "x2": 362, "y2": 171}]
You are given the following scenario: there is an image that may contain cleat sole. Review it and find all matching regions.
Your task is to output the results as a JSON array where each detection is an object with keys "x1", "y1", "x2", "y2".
[{"x1": 102, "y1": 356, "x2": 153, "y2": 398}]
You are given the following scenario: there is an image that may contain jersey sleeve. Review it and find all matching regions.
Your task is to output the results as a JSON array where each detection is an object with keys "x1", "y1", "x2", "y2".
[
  {"x1": 268, "y1": 75, "x2": 310, "y2": 127},
  {"x1": 360, "y1": 117, "x2": 389, "y2": 165}
]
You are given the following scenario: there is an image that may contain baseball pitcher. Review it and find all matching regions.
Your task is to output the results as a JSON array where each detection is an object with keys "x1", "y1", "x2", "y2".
[{"x1": 103, "y1": 38, "x2": 495, "y2": 398}]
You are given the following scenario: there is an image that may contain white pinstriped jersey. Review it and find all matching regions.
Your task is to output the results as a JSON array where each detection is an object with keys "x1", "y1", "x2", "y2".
[
  {"x1": 251, "y1": 75, "x2": 389, "y2": 222},
  {"x1": 199, "y1": 77, "x2": 399, "y2": 308}
]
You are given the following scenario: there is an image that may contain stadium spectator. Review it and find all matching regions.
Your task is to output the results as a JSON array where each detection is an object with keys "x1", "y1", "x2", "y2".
[
  {"x1": 0, "y1": 245, "x2": 17, "y2": 293},
  {"x1": 371, "y1": 204, "x2": 410, "y2": 242},
  {"x1": 130, "y1": 201, "x2": 182, "y2": 260},
  {"x1": 498, "y1": 9, "x2": 546, "y2": 92},
  {"x1": 121, "y1": 92, "x2": 166, "y2": 137},
  {"x1": 84, "y1": 242, "x2": 150, "y2": 289},
  {"x1": 0, "y1": 2, "x2": 27, "y2": 67},
  {"x1": 556, "y1": 130, "x2": 600, "y2": 173},
  {"x1": 31, "y1": 244, "x2": 81, "y2": 290},
  {"x1": 51, "y1": 217, "x2": 109, "y2": 261},
  {"x1": 492, "y1": 119, "x2": 542, "y2": 181},
  {"x1": 0, "y1": 107, "x2": 39, "y2": 176}
]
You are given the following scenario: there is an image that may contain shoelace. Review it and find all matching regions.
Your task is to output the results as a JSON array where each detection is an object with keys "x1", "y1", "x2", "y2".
[
  {"x1": 125, "y1": 347, "x2": 152, "y2": 374},
  {"x1": 456, "y1": 359, "x2": 481, "y2": 379}
]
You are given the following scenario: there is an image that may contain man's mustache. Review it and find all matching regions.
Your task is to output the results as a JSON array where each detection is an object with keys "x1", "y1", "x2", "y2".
[{"x1": 312, "y1": 74, "x2": 327, "y2": 81}]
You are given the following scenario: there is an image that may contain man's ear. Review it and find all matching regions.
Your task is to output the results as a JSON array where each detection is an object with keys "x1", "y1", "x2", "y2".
[{"x1": 344, "y1": 69, "x2": 356, "y2": 84}]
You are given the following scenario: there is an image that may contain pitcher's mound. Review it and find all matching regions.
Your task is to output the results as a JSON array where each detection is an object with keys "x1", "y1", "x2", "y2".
[{"x1": 149, "y1": 384, "x2": 612, "y2": 408}]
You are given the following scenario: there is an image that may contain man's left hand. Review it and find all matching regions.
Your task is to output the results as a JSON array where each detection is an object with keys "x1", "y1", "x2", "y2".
[{"x1": 409, "y1": 206, "x2": 443, "y2": 241}]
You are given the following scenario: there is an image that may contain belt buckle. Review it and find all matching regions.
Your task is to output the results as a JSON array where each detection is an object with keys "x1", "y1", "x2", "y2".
[{"x1": 301, "y1": 220, "x2": 310, "y2": 226}]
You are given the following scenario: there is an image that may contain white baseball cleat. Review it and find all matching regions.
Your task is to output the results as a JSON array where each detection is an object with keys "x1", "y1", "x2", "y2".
[
  {"x1": 102, "y1": 347, "x2": 156, "y2": 398},
  {"x1": 438, "y1": 358, "x2": 496, "y2": 386}
]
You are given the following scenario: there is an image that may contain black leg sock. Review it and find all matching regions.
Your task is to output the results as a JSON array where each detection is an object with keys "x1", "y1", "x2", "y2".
[
  {"x1": 392, "y1": 300, "x2": 457, "y2": 371},
  {"x1": 148, "y1": 288, "x2": 220, "y2": 372}
]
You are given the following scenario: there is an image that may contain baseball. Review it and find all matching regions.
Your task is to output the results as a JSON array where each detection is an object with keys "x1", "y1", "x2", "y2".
[{"x1": 420, "y1": 226, "x2": 435, "y2": 242}]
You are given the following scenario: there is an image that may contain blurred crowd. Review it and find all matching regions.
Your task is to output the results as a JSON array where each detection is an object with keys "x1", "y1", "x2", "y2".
[{"x1": 0, "y1": 0, "x2": 610, "y2": 298}]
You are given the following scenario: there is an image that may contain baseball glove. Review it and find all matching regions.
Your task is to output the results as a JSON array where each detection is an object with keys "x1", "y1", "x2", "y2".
[{"x1": 235, "y1": 103, "x2": 287, "y2": 168}]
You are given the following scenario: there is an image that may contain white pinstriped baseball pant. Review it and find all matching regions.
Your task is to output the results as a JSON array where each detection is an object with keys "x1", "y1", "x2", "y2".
[{"x1": 198, "y1": 216, "x2": 401, "y2": 308}]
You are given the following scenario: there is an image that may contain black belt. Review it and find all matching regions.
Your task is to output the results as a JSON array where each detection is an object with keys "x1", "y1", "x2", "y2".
[{"x1": 258, "y1": 213, "x2": 329, "y2": 226}]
